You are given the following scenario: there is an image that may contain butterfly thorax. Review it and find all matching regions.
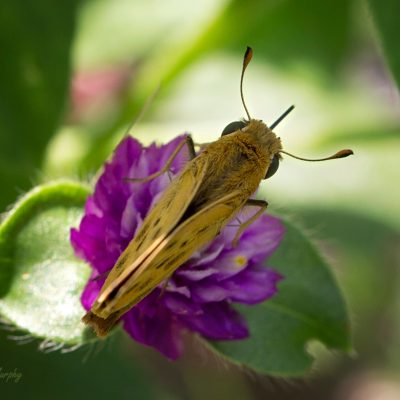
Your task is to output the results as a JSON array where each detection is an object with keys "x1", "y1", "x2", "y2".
[
  {"x1": 185, "y1": 120, "x2": 281, "y2": 213},
  {"x1": 241, "y1": 119, "x2": 282, "y2": 156}
]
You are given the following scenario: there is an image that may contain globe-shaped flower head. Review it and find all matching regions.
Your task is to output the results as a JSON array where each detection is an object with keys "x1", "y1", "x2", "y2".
[{"x1": 71, "y1": 135, "x2": 285, "y2": 359}]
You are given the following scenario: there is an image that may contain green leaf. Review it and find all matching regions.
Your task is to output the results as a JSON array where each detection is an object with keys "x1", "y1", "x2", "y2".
[
  {"x1": 0, "y1": 1, "x2": 81, "y2": 211},
  {"x1": 368, "y1": 0, "x2": 400, "y2": 88},
  {"x1": 0, "y1": 184, "x2": 350, "y2": 370},
  {"x1": 0, "y1": 180, "x2": 93, "y2": 344},
  {"x1": 294, "y1": 208, "x2": 400, "y2": 360},
  {"x1": 212, "y1": 218, "x2": 351, "y2": 376}
]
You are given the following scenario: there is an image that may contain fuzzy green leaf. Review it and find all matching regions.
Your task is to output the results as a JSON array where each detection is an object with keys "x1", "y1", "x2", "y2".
[
  {"x1": 212, "y1": 218, "x2": 351, "y2": 376},
  {"x1": 0, "y1": 181, "x2": 93, "y2": 344}
]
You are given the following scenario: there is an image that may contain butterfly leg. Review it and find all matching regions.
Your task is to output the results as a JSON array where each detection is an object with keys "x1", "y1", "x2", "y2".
[
  {"x1": 227, "y1": 216, "x2": 243, "y2": 228},
  {"x1": 232, "y1": 199, "x2": 268, "y2": 247},
  {"x1": 157, "y1": 277, "x2": 170, "y2": 300},
  {"x1": 125, "y1": 135, "x2": 196, "y2": 183}
]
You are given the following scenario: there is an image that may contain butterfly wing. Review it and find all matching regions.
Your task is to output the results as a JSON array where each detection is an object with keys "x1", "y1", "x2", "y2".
[
  {"x1": 93, "y1": 157, "x2": 208, "y2": 310},
  {"x1": 97, "y1": 189, "x2": 245, "y2": 317}
]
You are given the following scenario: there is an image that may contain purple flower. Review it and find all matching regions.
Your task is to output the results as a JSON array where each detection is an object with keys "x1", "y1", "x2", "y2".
[{"x1": 71, "y1": 135, "x2": 285, "y2": 359}]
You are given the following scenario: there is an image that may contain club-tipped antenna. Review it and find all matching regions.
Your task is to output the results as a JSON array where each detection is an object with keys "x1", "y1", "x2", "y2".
[
  {"x1": 280, "y1": 149, "x2": 354, "y2": 162},
  {"x1": 270, "y1": 105, "x2": 295, "y2": 129},
  {"x1": 240, "y1": 46, "x2": 253, "y2": 120}
]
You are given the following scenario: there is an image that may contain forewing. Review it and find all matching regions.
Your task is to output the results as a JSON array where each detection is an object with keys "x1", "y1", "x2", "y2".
[
  {"x1": 99, "y1": 190, "x2": 245, "y2": 316},
  {"x1": 95, "y1": 158, "x2": 208, "y2": 306}
]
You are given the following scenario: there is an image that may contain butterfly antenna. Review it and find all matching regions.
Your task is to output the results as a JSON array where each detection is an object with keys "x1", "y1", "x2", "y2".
[
  {"x1": 280, "y1": 149, "x2": 354, "y2": 162},
  {"x1": 124, "y1": 83, "x2": 161, "y2": 137},
  {"x1": 240, "y1": 46, "x2": 253, "y2": 120}
]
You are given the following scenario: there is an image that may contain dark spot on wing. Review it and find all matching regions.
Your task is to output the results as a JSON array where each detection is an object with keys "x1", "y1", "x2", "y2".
[
  {"x1": 125, "y1": 282, "x2": 139, "y2": 294},
  {"x1": 180, "y1": 240, "x2": 189, "y2": 248},
  {"x1": 115, "y1": 253, "x2": 128, "y2": 270},
  {"x1": 134, "y1": 228, "x2": 147, "y2": 250},
  {"x1": 163, "y1": 254, "x2": 183, "y2": 270},
  {"x1": 166, "y1": 197, "x2": 173, "y2": 208},
  {"x1": 165, "y1": 241, "x2": 176, "y2": 250},
  {"x1": 138, "y1": 278, "x2": 152, "y2": 290},
  {"x1": 135, "y1": 227, "x2": 146, "y2": 241},
  {"x1": 153, "y1": 227, "x2": 162, "y2": 238},
  {"x1": 198, "y1": 226, "x2": 209, "y2": 234},
  {"x1": 136, "y1": 236, "x2": 145, "y2": 251},
  {"x1": 137, "y1": 226, "x2": 162, "y2": 251}
]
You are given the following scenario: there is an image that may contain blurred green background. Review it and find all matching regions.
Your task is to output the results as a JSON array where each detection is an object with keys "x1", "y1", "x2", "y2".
[{"x1": 1, "y1": 0, "x2": 399, "y2": 398}]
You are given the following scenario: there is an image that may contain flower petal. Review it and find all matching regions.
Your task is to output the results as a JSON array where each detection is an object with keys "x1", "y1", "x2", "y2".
[
  {"x1": 188, "y1": 242, "x2": 225, "y2": 267},
  {"x1": 180, "y1": 302, "x2": 249, "y2": 340},
  {"x1": 123, "y1": 294, "x2": 184, "y2": 359},
  {"x1": 210, "y1": 249, "x2": 250, "y2": 280},
  {"x1": 222, "y1": 266, "x2": 283, "y2": 304},
  {"x1": 113, "y1": 137, "x2": 143, "y2": 172},
  {"x1": 163, "y1": 293, "x2": 202, "y2": 315},
  {"x1": 239, "y1": 214, "x2": 285, "y2": 263},
  {"x1": 80, "y1": 273, "x2": 103, "y2": 310},
  {"x1": 175, "y1": 267, "x2": 217, "y2": 281},
  {"x1": 190, "y1": 281, "x2": 230, "y2": 303},
  {"x1": 120, "y1": 195, "x2": 140, "y2": 239}
]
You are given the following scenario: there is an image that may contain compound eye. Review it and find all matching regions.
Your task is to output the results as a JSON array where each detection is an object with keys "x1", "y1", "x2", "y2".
[
  {"x1": 221, "y1": 121, "x2": 246, "y2": 136},
  {"x1": 265, "y1": 154, "x2": 280, "y2": 179}
]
